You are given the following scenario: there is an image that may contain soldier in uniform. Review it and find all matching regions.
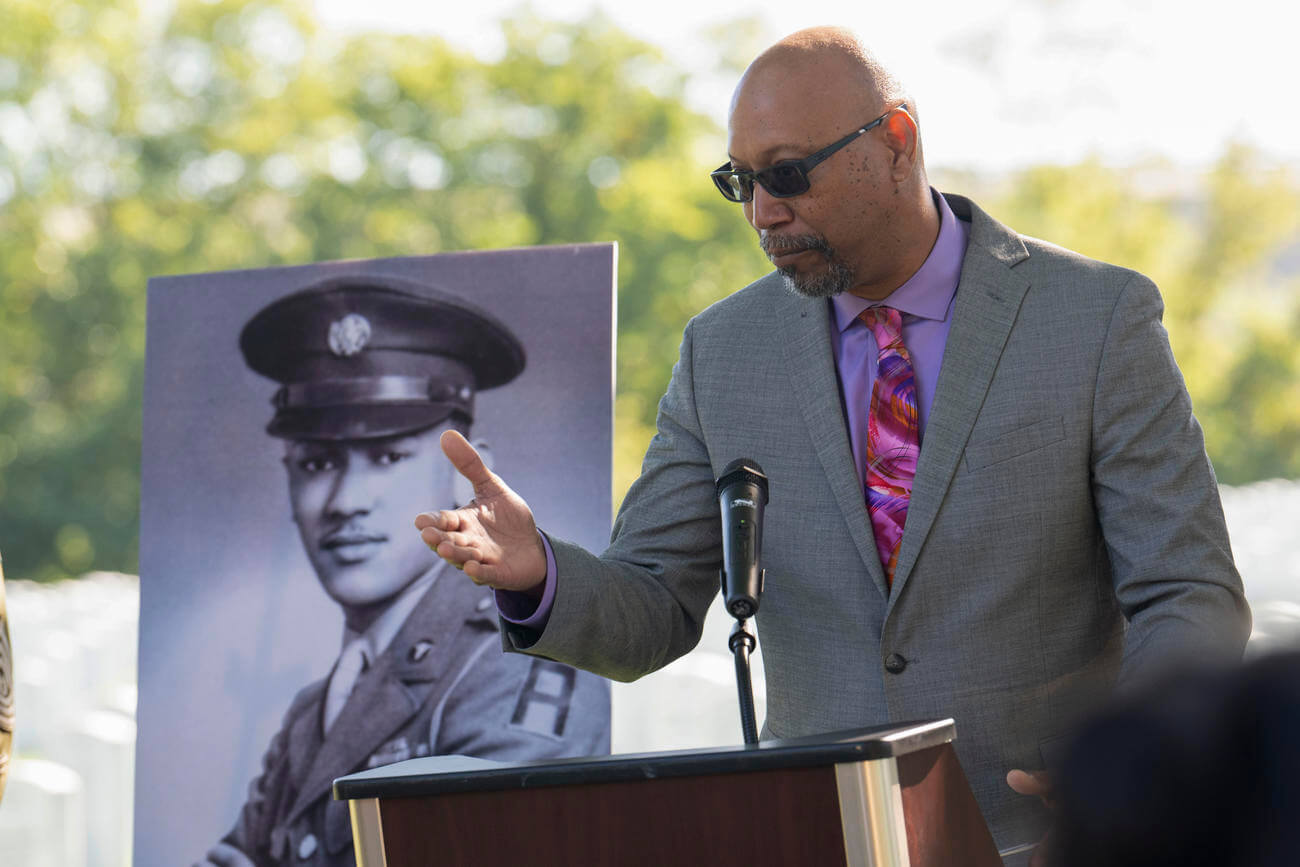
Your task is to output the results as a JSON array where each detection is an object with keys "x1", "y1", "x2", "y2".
[{"x1": 197, "y1": 275, "x2": 610, "y2": 867}]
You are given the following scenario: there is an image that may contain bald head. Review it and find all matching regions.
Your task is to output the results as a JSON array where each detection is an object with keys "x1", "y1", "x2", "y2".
[
  {"x1": 733, "y1": 27, "x2": 907, "y2": 121},
  {"x1": 723, "y1": 27, "x2": 939, "y2": 301},
  {"x1": 729, "y1": 27, "x2": 924, "y2": 187}
]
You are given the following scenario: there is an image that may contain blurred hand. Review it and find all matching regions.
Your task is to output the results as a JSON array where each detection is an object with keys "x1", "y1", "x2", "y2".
[
  {"x1": 1007, "y1": 768, "x2": 1054, "y2": 804},
  {"x1": 1006, "y1": 769, "x2": 1055, "y2": 867},
  {"x1": 194, "y1": 842, "x2": 255, "y2": 867},
  {"x1": 415, "y1": 429, "x2": 547, "y2": 594}
]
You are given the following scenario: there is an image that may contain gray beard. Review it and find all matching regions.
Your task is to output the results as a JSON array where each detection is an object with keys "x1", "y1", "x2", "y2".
[
  {"x1": 778, "y1": 260, "x2": 855, "y2": 298},
  {"x1": 762, "y1": 233, "x2": 856, "y2": 299}
]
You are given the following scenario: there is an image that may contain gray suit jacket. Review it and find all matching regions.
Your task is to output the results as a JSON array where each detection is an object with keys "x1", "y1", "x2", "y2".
[{"x1": 510, "y1": 193, "x2": 1249, "y2": 848}]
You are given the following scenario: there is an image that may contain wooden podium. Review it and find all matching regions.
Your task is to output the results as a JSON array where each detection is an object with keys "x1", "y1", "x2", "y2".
[{"x1": 333, "y1": 719, "x2": 1001, "y2": 867}]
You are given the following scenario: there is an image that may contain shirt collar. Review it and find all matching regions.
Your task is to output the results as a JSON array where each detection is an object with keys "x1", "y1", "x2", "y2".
[
  {"x1": 341, "y1": 561, "x2": 442, "y2": 658},
  {"x1": 832, "y1": 188, "x2": 965, "y2": 332}
]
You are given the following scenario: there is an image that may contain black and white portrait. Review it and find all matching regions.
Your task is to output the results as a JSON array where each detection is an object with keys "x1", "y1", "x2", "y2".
[{"x1": 135, "y1": 245, "x2": 615, "y2": 866}]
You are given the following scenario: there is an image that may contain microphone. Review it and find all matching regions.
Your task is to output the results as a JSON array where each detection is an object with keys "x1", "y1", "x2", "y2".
[{"x1": 716, "y1": 458, "x2": 769, "y2": 620}]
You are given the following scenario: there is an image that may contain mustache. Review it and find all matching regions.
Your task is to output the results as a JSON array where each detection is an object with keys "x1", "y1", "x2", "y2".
[
  {"x1": 321, "y1": 522, "x2": 388, "y2": 548},
  {"x1": 760, "y1": 233, "x2": 834, "y2": 261}
]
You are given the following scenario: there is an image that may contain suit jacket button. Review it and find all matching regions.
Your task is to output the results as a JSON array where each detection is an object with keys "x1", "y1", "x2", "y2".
[
  {"x1": 884, "y1": 653, "x2": 907, "y2": 674},
  {"x1": 297, "y1": 832, "x2": 318, "y2": 860}
]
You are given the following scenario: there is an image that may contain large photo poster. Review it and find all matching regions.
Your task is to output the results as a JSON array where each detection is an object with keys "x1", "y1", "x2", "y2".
[{"x1": 136, "y1": 245, "x2": 615, "y2": 866}]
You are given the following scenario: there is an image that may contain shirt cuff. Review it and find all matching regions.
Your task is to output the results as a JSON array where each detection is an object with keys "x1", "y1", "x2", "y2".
[{"x1": 494, "y1": 530, "x2": 557, "y2": 630}]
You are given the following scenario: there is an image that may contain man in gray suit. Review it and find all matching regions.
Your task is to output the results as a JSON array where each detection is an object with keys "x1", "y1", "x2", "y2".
[
  {"x1": 416, "y1": 28, "x2": 1249, "y2": 855},
  {"x1": 200, "y1": 276, "x2": 609, "y2": 867}
]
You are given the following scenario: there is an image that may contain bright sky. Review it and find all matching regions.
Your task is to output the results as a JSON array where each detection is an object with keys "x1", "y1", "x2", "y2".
[{"x1": 314, "y1": 0, "x2": 1297, "y2": 173}]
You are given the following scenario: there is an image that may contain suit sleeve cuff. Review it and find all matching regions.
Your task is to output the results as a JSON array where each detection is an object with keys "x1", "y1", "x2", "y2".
[{"x1": 494, "y1": 530, "x2": 557, "y2": 630}]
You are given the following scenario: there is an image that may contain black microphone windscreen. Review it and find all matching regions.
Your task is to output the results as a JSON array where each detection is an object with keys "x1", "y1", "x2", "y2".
[{"x1": 715, "y1": 458, "x2": 769, "y2": 499}]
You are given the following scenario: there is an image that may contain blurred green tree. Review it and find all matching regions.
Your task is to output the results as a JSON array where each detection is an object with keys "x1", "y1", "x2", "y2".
[
  {"x1": 0, "y1": 0, "x2": 767, "y2": 581},
  {"x1": 1, "y1": 0, "x2": 1296, "y2": 583}
]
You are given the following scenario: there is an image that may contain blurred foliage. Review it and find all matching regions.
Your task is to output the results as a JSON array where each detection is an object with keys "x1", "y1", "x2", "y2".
[
  {"x1": 0, "y1": 0, "x2": 767, "y2": 582},
  {"x1": 0, "y1": 0, "x2": 1297, "y2": 582}
]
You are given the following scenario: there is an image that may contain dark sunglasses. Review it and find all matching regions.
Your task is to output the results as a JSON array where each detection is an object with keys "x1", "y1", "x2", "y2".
[{"x1": 710, "y1": 104, "x2": 908, "y2": 203}]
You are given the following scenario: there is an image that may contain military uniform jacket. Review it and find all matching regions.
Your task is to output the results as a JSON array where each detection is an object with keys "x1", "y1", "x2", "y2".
[{"x1": 225, "y1": 574, "x2": 609, "y2": 867}]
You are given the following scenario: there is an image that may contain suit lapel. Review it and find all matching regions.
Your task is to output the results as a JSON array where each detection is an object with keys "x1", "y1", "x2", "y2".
[
  {"x1": 890, "y1": 196, "x2": 1031, "y2": 599},
  {"x1": 777, "y1": 281, "x2": 890, "y2": 598}
]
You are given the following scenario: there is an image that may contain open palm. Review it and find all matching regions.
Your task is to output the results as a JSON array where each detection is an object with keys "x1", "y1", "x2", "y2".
[{"x1": 414, "y1": 430, "x2": 547, "y2": 592}]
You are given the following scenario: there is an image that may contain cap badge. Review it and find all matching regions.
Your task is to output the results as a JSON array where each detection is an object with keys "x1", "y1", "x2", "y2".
[{"x1": 328, "y1": 313, "x2": 371, "y2": 357}]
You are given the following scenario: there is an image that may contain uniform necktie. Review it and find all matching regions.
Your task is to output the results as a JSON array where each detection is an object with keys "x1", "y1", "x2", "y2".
[
  {"x1": 323, "y1": 638, "x2": 369, "y2": 734},
  {"x1": 859, "y1": 307, "x2": 919, "y2": 586}
]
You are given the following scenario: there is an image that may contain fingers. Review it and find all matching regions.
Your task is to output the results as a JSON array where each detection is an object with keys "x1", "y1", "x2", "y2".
[
  {"x1": 435, "y1": 537, "x2": 488, "y2": 564},
  {"x1": 462, "y1": 559, "x2": 502, "y2": 585},
  {"x1": 1004, "y1": 771, "x2": 1055, "y2": 866},
  {"x1": 419, "y1": 518, "x2": 494, "y2": 581},
  {"x1": 440, "y1": 429, "x2": 496, "y2": 492},
  {"x1": 417, "y1": 524, "x2": 501, "y2": 584},
  {"x1": 429, "y1": 558, "x2": 499, "y2": 587},
  {"x1": 419, "y1": 524, "x2": 456, "y2": 553},
  {"x1": 415, "y1": 509, "x2": 461, "y2": 532},
  {"x1": 1006, "y1": 769, "x2": 1053, "y2": 798},
  {"x1": 419, "y1": 520, "x2": 481, "y2": 554},
  {"x1": 426, "y1": 535, "x2": 492, "y2": 585}
]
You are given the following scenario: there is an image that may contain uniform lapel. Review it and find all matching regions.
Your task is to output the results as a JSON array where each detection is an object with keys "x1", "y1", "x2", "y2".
[
  {"x1": 283, "y1": 581, "x2": 447, "y2": 824},
  {"x1": 777, "y1": 281, "x2": 890, "y2": 598},
  {"x1": 284, "y1": 682, "x2": 326, "y2": 787},
  {"x1": 889, "y1": 196, "x2": 1031, "y2": 599}
]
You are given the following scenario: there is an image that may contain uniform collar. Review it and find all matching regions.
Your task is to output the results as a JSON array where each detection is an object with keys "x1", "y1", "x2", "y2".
[{"x1": 341, "y1": 562, "x2": 443, "y2": 659}]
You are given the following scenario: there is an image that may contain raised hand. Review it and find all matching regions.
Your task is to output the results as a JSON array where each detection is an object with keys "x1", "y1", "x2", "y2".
[{"x1": 415, "y1": 429, "x2": 548, "y2": 593}]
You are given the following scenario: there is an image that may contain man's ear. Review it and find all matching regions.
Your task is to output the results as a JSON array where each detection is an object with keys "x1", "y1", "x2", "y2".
[
  {"x1": 883, "y1": 107, "x2": 919, "y2": 182},
  {"x1": 453, "y1": 438, "x2": 493, "y2": 507}
]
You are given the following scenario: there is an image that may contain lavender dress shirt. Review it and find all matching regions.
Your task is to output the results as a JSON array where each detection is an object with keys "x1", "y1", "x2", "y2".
[{"x1": 498, "y1": 190, "x2": 970, "y2": 628}]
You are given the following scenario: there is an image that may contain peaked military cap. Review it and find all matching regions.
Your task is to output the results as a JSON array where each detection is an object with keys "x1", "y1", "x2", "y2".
[{"x1": 239, "y1": 274, "x2": 525, "y2": 440}]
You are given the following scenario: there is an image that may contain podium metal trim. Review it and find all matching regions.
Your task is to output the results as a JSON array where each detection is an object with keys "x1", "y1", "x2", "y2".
[
  {"x1": 348, "y1": 797, "x2": 388, "y2": 867},
  {"x1": 836, "y1": 757, "x2": 910, "y2": 867}
]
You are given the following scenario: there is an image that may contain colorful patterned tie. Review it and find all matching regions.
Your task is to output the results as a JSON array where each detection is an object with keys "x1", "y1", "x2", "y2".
[{"x1": 859, "y1": 307, "x2": 919, "y2": 586}]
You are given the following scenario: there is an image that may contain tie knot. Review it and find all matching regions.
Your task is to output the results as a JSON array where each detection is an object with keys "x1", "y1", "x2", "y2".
[
  {"x1": 859, "y1": 306, "x2": 904, "y2": 349},
  {"x1": 340, "y1": 638, "x2": 370, "y2": 673}
]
